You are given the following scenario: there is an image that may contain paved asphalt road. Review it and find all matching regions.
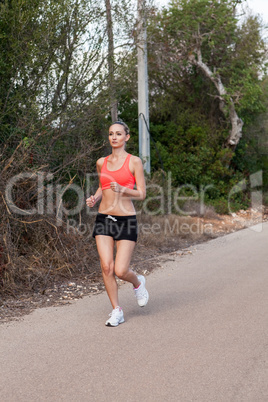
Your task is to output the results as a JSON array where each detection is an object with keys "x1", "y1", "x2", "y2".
[{"x1": 1, "y1": 223, "x2": 268, "y2": 402}]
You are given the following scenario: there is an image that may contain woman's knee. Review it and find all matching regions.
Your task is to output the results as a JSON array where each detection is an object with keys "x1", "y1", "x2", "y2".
[
  {"x1": 101, "y1": 261, "x2": 114, "y2": 277},
  {"x1": 115, "y1": 267, "x2": 128, "y2": 280}
]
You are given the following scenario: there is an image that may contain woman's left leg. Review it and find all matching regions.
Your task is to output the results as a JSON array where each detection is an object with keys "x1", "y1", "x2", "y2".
[{"x1": 114, "y1": 240, "x2": 140, "y2": 288}]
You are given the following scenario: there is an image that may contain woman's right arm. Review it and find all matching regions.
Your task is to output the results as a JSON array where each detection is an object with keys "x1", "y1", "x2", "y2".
[{"x1": 86, "y1": 158, "x2": 104, "y2": 208}]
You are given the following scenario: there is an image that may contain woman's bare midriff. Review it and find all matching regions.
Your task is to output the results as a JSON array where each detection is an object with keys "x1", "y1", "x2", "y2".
[{"x1": 99, "y1": 188, "x2": 136, "y2": 216}]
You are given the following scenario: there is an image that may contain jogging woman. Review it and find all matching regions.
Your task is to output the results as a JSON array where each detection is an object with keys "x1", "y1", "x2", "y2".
[{"x1": 86, "y1": 121, "x2": 149, "y2": 327}]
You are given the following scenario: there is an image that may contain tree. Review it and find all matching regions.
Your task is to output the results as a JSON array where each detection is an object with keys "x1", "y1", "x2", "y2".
[
  {"x1": 0, "y1": 0, "x2": 109, "y2": 164},
  {"x1": 147, "y1": 0, "x2": 267, "y2": 149},
  {"x1": 0, "y1": 0, "x2": 110, "y2": 294}
]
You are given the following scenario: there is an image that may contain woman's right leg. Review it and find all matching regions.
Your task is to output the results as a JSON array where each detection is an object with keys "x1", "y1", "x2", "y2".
[{"x1": 95, "y1": 235, "x2": 119, "y2": 309}]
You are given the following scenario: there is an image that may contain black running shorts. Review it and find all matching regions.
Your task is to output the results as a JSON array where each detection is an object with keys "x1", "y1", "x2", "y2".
[{"x1": 92, "y1": 213, "x2": 138, "y2": 242}]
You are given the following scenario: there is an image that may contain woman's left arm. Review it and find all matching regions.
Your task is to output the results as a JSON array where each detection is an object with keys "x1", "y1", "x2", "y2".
[{"x1": 110, "y1": 156, "x2": 146, "y2": 200}]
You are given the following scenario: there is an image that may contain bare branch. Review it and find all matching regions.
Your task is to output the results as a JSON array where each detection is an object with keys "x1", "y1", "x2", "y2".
[{"x1": 189, "y1": 47, "x2": 243, "y2": 148}]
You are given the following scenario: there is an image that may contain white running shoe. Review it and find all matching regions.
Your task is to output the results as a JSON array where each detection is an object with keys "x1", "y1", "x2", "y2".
[
  {"x1": 105, "y1": 307, "x2": 124, "y2": 327},
  {"x1": 134, "y1": 275, "x2": 149, "y2": 307}
]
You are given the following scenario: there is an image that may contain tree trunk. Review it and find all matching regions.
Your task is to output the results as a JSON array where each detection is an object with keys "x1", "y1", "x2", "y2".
[
  {"x1": 105, "y1": 0, "x2": 118, "y2": 122},
  {"x1": 189, "y1": 48, "x2": 243, "y2": 149}
]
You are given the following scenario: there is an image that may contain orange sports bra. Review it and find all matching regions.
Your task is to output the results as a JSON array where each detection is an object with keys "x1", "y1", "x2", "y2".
[{"x1": 100, "y1": 154, "x2": 136, "y2": 190}]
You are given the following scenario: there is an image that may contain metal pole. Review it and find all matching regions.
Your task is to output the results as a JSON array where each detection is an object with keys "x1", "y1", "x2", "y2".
[{"x1": 137, "y1": 0, "x2": 150, "y2": 174}]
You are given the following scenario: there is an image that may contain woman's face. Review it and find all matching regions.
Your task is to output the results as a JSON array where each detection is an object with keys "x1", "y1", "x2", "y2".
[{"x1": 108, "y1": 124, "x2": 129, "y2": 148}]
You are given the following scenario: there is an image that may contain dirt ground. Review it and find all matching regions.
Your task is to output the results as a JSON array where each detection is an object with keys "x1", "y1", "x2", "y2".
[{"x1": 1, "y1": 207, "x2": 267, "y2": 324}]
